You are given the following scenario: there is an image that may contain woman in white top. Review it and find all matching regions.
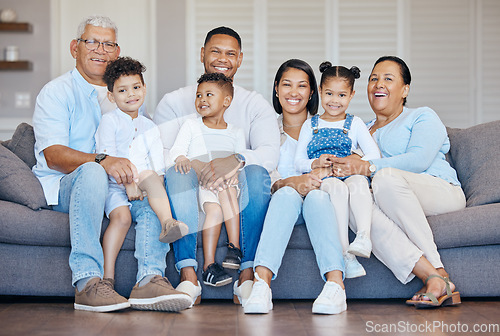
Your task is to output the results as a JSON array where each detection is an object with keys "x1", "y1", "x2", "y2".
[{"x1": 243, "y1": 59, "x2": 346, "y2": 315}]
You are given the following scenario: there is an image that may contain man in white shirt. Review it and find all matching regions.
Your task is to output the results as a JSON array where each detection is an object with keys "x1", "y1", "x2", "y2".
[{"x1": 154, "y1": 26, "x2": 280, "y2": 305}]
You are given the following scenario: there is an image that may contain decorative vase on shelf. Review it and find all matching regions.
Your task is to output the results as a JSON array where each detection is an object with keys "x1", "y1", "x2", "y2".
[
  {"x1": 0, "y1": 9, "x2": 18, "y2": 23},
  {"x1": 5, "y1": 46, "x2": 19, "y2": 61}
]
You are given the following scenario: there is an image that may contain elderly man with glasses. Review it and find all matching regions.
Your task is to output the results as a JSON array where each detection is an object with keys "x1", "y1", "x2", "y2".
[{"x1": 32, "y1": 15, "x2": 191, "y2": 313}]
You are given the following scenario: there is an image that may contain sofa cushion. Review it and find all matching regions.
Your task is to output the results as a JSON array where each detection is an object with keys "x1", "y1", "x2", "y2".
[
  {"x1": 0, "y1": 145, "x2": 48, "y2": 210},
  {"x1": 3, "y1": 122, "x2": 37, "y2": 168},
  {"x1": 429, "y1": 203, "x2": 500, "y2": 249},
  {"x1": 0, "y1": 200, "x2": 136, "y2": 250},
  {"x1": 447, "y1": 121, "x2": 500, "y2": 207}
]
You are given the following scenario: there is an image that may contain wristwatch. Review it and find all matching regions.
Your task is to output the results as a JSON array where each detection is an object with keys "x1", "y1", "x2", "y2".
[
  {"x1": 368, "y1": 160, "x2": 376, "y2": 177},
  {"x1": 234, "y1": 153, "x2": 246, "y2": 170},
  {"x1": 95, "y1": 153, "x2": 108, "y2": 164}
]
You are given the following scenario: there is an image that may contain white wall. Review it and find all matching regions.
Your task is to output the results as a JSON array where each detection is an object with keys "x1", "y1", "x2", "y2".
[
  {"x1": 50, "y1": 0, "x2": 157, "y2": 114},
  {"x1": 187, "y1": 0, "x2": 500, "y2": 128},
  {"x1": 1, "y1": 0, "x2": 498, "y2": 140}
]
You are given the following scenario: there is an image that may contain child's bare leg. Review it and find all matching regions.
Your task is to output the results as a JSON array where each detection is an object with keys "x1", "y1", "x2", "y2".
[
  {"x1": 219, "y1": 186, "x2": 243, "y2": 269},
  {"x1": 202, "y1": 202, "x2": 224, "y2": 271},
  {"x1": 202, "y1": 201, "x2": 233, "y2": 287},
  {"x1": 138, "y1": 170, "x2": 188, "y2": 243},
  {"x1": 103, "y1": 206, "x2": 132, "y2": 280},
  {"x1": 345, "y1": 175, "x2": 373, "y2": 258},
  {"x1": 138, "y1": 170, "x2": 172, "y2": 221},
  {"x1": 218, "y1": 186, "x2": 240, "y2": 248}
]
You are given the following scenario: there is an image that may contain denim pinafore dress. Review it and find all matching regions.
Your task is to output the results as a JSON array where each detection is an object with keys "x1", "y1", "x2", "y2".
[{"x1": 306, "y1": 113, "x2": 354, "y2": 160}]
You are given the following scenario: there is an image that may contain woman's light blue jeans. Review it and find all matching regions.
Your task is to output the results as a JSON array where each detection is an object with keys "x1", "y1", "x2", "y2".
[
  {"x1": 253, "y1": 186, "x2": 344, "y2": 281},
  {"x1": 165, "y1": 164, "x2": 271, "y2": 272},
  {"x1": 53, "y1": 162, "x2": 169, "y2": 285}
]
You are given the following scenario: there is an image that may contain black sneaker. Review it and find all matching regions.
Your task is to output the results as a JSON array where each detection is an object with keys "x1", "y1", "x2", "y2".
[
  {"x1": 222, "y1": 243, "x2": 242, "y2": 270},
  {"x1": 202, "y1": 263, "x2": 233, "y2": 287}
]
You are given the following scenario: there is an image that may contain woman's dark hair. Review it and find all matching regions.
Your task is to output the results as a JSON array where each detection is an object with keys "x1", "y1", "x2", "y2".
[
  {"x1": 372, "y1": 56, "x2": 411, "y2": 106},
  {"x1": 272, "y1": 59, "x2": 319, "y2": 115},
  {"x1": 103, "y1": 56, "x2": 146, "y2": 92},
  {"x1": 319, "y1": 61, "x2": 360, "y2": 92}
]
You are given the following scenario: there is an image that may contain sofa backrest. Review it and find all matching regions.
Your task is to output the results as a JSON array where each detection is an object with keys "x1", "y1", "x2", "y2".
[
  {"x1": 2, "y1": 121, "x2": 500, "y2": 209},
  {"x1": 447, "y1": 120, "x2": 500, "y2": 207}
]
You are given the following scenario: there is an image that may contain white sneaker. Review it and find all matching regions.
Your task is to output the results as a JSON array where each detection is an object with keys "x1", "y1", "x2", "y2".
[
  {"x1": 312, "y1": 281, "x2": 347, "y2": 315},
  {"x1": 176, "y1": 280, "x2": 202, "y2": 308},
  {"x1": 347, "y1": 231, "x2": 372, "y2": 258},
  {"x1": 233, "y1": 279, "x2": 253, "y2": 306},
  {"x1": 344, "y1": 252, "x2": 366, "y2": 278},
  {"x1": 243, "y1": 273, "x2": 273, "y2": 314}
]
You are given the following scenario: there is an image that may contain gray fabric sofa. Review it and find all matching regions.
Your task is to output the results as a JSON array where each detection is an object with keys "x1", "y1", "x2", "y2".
[{"x1": 1, "y1": 121, "x2": 499, "y2": 300}]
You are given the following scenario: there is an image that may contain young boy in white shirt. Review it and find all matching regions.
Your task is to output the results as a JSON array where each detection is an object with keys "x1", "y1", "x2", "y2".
[
  {"x1": 170, "y1": 73, "x2": 245, "y2": 289},
  {"x1": 96, "y1": 57, "x2": 188, "y2": 284}
]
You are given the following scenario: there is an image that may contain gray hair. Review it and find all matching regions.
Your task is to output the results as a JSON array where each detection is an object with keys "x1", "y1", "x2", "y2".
[{"x1": 76, "y1": 15, "x2": 118, "y2": 41}]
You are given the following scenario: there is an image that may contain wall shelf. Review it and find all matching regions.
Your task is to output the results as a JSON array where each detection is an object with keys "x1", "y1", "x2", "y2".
[
  {"x1": 0, "y1": 22, "x2": 33, "y2": 71},
  {"x1": 0, "y1": 22, "x2": 32, "y2": 32},
  {"x1": 0, "y1": 61, "x2": 32, "y2": 70}
]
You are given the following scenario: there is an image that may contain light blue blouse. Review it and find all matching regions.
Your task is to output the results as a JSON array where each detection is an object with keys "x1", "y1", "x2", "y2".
[{"x1": 369, "y1": 106, "x2": 460, "y2": 186}]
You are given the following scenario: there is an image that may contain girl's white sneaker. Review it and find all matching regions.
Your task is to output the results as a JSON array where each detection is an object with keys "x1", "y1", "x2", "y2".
[
  {"x1": 344, "y1": 252, "x2": 366, "y2": 278},
  {"x1": 347, "y1": 231, "x2": 372, "y2": 258}
]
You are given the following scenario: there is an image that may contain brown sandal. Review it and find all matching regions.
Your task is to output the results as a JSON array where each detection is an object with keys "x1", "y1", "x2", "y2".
[{"x1": 407, "y1": 275, "x2": 461, "y2": 308}]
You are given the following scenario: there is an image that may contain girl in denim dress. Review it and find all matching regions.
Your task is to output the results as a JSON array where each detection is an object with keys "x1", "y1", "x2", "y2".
[{"x1": 295, "y1": 62, "x2": 381, "y2": 278}]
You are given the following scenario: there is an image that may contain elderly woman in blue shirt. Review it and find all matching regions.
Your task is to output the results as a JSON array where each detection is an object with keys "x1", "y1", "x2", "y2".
[{"x1": 332, "y1": 56, "x2": 466, "y2": 308}]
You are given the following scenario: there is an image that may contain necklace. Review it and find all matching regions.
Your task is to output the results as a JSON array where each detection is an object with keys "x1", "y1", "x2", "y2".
[{"x1": 283, "y1": 123, "x2": 303, "y2": 128}]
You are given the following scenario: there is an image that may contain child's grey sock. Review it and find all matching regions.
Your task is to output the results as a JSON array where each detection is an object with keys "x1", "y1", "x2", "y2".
[
  {"x1": 139, "y1": 274, "x2": 156, "y2": 287},
  {"x1": 76, "y1": 276, "x2": 97, "y2": 292}
]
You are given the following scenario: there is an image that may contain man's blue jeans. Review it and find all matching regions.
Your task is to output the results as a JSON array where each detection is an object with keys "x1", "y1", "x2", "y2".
[
  {"x1": 165, "y1": 164, "x2": 271, "y2": 271},
  {"x1": 253, "y1": 186, "x2": 344, "y2": 281},
  {"x1": 53, "y1": 162, "x2": 170, "y2": 285}
]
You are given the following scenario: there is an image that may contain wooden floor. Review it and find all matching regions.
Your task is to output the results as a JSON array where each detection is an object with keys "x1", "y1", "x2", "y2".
[{"x1": 0, "y1": 297, "x2": 499, "y2": 336}]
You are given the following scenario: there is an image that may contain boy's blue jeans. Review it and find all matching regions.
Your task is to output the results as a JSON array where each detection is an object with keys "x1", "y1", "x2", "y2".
[
  {"x1": 165, "y1": 165, "x2": 271, "y2": 272},
  {"x1": 53, "y1": 162, "x2": 169, "y2": 285}
]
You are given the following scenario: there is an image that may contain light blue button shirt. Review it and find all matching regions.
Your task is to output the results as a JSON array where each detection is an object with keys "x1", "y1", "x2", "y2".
[
  {"x1": 369, "y1": 106, "x2": 461, "y2": 186},
  {"x1": 32, "y1": 69, "x2": 102, "y2": 205}
]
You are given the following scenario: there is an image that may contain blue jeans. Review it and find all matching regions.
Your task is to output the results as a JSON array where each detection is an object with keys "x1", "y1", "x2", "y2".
[
  {"x1": 53, "y1": 162, "x2": 170, "y2": 285},
  {"x1": 130, "y1": 196, "x2": 170, "y2": 283},
  {"x1": 253, "y1": 186, "x2": 344, "y2": 281},
  {"x1": 165, "y1": 165, "x2": 271, "y2": 271}
]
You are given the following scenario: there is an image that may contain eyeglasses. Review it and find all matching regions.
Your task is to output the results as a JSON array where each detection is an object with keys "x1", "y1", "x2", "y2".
[{"x1": 77, "y1": 39, "x2": 118, "y2": 53}]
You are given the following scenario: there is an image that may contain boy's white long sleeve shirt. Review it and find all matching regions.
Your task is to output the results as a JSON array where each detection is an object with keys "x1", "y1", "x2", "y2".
[
  {"x1": 154, "y1": 84, "x2": 280, "y2": 172},
  {"x1": 168, "y1": 117, "x2": 246, "y2": 167}
]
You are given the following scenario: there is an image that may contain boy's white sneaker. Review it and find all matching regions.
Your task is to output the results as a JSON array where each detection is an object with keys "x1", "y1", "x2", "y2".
[
  {"x1": 347, "y1": 231, "x2": 372, "y2": 258},
  {"x1": 344, "y1": 252, "x2": 366, "y2": 278},
  {"x1": 243, "y1": 273, "x2": 272, "y2": 314},
  {"x1": 176, "y1": 280, "x2": 202, "y2": 308},
  {"x1": 312, "y1": 281, "x2": 347, "y2": 315},
  {"x1": 233, "y1": 279, "x2": 253, "y2": 306}
]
